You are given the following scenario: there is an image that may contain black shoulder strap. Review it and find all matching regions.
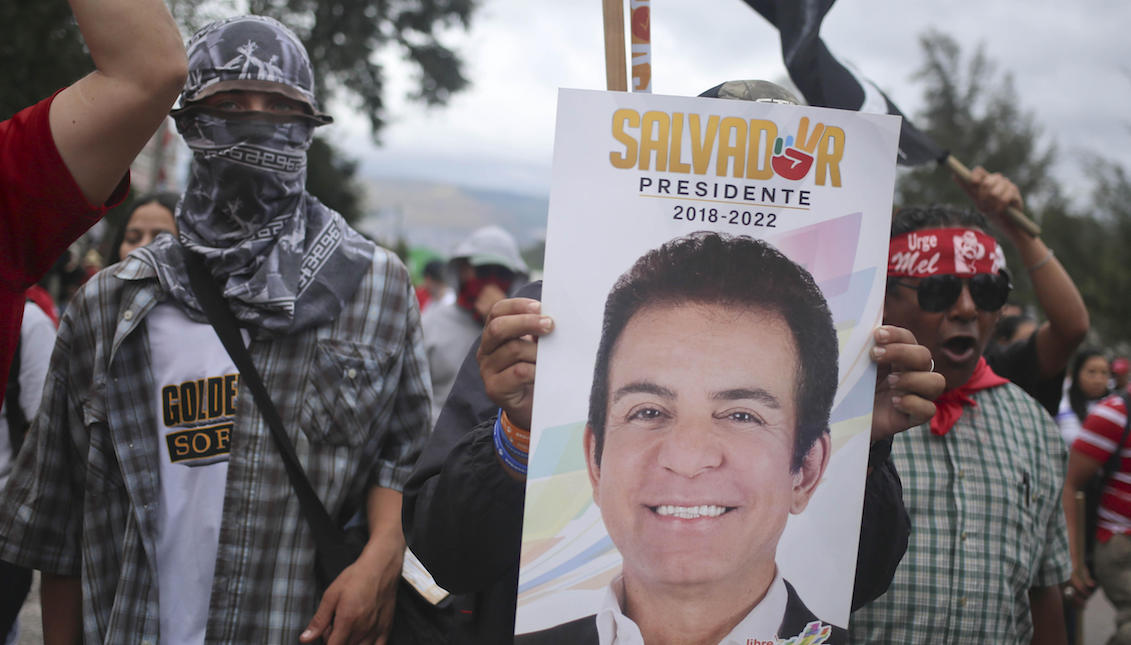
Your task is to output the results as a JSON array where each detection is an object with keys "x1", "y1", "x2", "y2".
[
  {"x1": 1101, "y1": 390, "x2": 1131, "y2": 482},
  {"x1": 184, "y1": 252, "x2": 346, "y2": 553}
]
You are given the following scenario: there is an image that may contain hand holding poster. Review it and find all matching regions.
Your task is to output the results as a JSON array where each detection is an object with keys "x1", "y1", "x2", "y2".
[{"x1": 517, "y1": 85, "x2": 900, "y2": 644}]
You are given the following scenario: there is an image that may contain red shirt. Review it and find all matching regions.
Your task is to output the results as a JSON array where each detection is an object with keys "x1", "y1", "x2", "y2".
[
  {"x1": 0, "y1": 91, "x2": 128, "y2": 405},
  {"x1": 1074, "y1": 394, "x2": 1131, "y2": 541}
]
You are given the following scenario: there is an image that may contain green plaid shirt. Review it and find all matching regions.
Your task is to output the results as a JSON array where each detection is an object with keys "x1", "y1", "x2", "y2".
[
  {"x1": 0, "y1": 250, "x2": 430, "y2": 644},
  {"x1": 849, "y1": 382, "x2": 1070, "y2": 643}
]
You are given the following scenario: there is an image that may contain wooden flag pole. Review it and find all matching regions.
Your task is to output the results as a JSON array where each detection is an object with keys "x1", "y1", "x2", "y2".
[
  {"x1": 602, "y1": 0, "x2": 628, "y2": 91},
  {"x1": 946, "y1": 155, "x2": 1041, "y2": 237}
]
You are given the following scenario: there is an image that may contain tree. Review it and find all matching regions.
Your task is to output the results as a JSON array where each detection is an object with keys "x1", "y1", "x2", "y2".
[
  {"x1": 0, "y1": 3, "x2": 90, "y2": 120},
  {"x1": 897, "y1": 31, "x2": 1131, "y2": 348},
  {"x1": 2, "y1": 1, "x2": 474, "y2": 140},
  {"x1": 173, "y1": 0, "x2": 474, "y2": 140},
  {"x1": 1047, "y1": 159, "x2": 1131, "y2": 347},
  {"x1": 896, "y1": 30, "x2": 1058, "y2": 210},
  {"x1": 1, "y1": 1, "x2": 475, "y2": 232},
  {"x1": 895, "y1": 31, "x2": 1064, "y2": 313}
]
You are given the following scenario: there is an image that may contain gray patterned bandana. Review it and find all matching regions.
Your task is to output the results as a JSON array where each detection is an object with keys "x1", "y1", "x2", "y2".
[{"x1": 138, "y1": 15, "x2": 374, "y2": 334}]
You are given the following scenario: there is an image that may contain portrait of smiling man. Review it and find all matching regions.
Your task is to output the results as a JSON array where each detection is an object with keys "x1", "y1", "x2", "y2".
[{"x1": 519, "y1": 231, "x2": 845, "y2": 645}]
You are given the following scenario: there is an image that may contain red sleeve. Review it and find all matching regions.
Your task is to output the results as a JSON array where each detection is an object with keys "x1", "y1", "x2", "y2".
[
  {"x1": 0, "y1": 90, "x2": 130, "y2": 289},
  {"x1": 1073, "y1": 396, "x2": 1129, "y2": 463}
]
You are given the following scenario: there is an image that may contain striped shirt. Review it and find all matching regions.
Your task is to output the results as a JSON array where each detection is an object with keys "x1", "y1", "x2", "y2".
[
  {"x1": 0, "y1": 249, "x2": 431, "y2": 644},
  {"x1": 1073, "y1": 394, "x2": 1131, "y2": 542},
  {"x1": 850, "y1": 383, "x2": 1070, "y2": 644}
]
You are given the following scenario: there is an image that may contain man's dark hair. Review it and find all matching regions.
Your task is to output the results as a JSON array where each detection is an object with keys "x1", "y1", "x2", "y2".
[
  {"x1": 1068, "y1": 348, "x2": 1109, "y2": 423},
  {"x1": 890, "y1": 204, "x2": 992, "y2": 238},
  {"x1": 422, "y1": 259, "x2": 446, "y2": 282},
  {"x1": 586, "y1": 231, "x2": 838, "y2": 472},
  {"x1": 993, "y1": 314, "x2": 1035, "y2": 345},
  {"x1": 107, "y1": 192, "x2": 181, "y2": 264}
]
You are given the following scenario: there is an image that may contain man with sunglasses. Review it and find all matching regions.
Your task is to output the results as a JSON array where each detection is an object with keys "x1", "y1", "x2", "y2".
[
  {"x1": 850, "y1": 204, "x2": 1071, "y2": 644},
  {"x1": 422, "y1": 226, "x2": 529, "y2": 422}
]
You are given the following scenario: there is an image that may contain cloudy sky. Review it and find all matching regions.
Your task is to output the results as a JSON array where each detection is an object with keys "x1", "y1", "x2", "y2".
[{"x1": 321, "y1": 1, "x2": 1130, "y2": 204}]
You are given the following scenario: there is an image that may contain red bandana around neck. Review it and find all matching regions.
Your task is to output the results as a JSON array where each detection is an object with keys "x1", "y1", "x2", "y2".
[
  {"x1": 889, "y1": 228, "x2": 1006, "y2": 278},
  {"x1": 930, "y1": 357, "x2": 1010, "y2": 436}
]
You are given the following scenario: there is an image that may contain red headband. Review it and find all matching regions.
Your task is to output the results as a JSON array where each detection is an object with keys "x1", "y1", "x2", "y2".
[{"x1": 888, "y1": 228, "x2": 1006, "y2": 278}]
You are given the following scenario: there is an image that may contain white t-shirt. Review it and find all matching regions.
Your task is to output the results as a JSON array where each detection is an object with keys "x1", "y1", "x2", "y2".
[
  {"x1": 1057, "y1": 396, "x2": 1100, "y2": 446},
  {"x1": 148, "y1": 302, "x2": 241, "y2": 645},
  {"x1": 0, "y1": 302, "x2": 55, "y2": 491}
]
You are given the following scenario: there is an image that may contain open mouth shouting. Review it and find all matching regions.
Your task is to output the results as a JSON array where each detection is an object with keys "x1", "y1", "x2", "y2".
[{"x1": 939, "y1": 334, "x2": 978, "y2": 364}]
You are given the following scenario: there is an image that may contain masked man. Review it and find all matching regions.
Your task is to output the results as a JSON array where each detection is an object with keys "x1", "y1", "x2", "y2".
[
  {"x1": 422, "y1": 225, "x2": 528, "y2": 421},
  {"x1": 0, "y1": 16, "x2": 430, "y2": 645}
]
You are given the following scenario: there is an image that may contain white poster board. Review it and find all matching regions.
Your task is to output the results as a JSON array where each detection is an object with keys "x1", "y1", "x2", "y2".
[{"x1": 517, "y1": 88, "x2": 900, "y2": 643}]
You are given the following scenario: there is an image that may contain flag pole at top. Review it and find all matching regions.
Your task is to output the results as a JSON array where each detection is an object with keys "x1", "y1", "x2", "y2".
[
  {"x1": 602, "y1": 0, "x2": 628, "y2": 91},
  {"x1": 603, "y1": 0, "x2": 651, "y2": 92},
  {"x1": 630, "y1": 0, "x2": 651, "y2": 92}
]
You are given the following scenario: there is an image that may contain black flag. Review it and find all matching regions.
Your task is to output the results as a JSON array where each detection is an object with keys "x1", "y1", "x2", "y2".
[{"x1": 742, "y1": 0, "x2": 947, "y2": 167}]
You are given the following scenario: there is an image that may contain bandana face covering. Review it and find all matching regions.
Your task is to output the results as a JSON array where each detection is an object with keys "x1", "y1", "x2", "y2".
[
  {"x1": 176, "y1": 111, "x2": 312, "y2": 247},
  {"x1": 457, "y1": 276, "x2": 514, "y2": 322},
  {"x1": 138, "y1": 16, "x2": 374, "y2": 334}
]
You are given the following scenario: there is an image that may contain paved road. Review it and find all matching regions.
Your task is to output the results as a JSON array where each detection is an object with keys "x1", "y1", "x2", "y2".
[
  {"x1": 1081, "y1": 588, "x2": 1117, "y2": 645},
  {"x1": 15, "y1": 573, "x2": 39, "y2": 645}
]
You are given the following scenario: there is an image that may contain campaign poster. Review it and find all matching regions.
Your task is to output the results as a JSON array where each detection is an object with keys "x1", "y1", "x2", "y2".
[{"x1": 516, "y1": 88, "x2": 900, "y2": 643}]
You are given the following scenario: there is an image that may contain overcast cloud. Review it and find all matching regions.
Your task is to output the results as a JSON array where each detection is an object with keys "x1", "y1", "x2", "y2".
[{"x1": 322, "y1": 1, "x2": 1131, "y2": 203}]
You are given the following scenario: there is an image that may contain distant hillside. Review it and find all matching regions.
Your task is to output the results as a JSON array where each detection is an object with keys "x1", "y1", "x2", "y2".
[{"x1": 356, "y1": 177, "x2": 548, "y2": 258}]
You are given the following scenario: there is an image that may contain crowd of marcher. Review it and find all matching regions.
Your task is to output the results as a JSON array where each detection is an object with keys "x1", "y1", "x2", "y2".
[{"x1": 1, "y1": 2, "x2": 1130, "y2": 645}]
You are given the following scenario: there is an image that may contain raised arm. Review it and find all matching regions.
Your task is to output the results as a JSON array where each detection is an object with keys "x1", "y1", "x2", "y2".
[
  {"x1": 49, "y1": 0, "x2": 187, "y2": 206},
  {"x1": 960, "y1": 167, "x2": 1088, "y2": 378}
]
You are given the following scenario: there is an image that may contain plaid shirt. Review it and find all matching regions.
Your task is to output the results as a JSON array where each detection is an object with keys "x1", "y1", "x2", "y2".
[
  {"x1": 0, "y1": 249, "x2": 431, "y2": 644},
  {"x1": 849, "y1": 383, "x2": 1070, "y2": 643}
]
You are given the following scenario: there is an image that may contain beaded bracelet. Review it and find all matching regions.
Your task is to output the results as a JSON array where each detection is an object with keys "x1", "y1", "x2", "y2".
[
  {"x1": 1027, "y1": 248, "x2": 1054, "y2": 273},
  {"x1": 493, "y1": 413, "x2": 528, "y2": 476}
]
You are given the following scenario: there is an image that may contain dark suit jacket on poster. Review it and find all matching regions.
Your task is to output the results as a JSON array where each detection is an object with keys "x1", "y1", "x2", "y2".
[{"x1": 515, "y1": 580, "x2": 847, "y2": 645}]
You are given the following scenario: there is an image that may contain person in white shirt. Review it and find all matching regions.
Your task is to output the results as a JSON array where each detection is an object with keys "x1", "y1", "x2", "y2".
[{"x1": 1056, "y1": 349, "x2": 1111, "y2": 445}]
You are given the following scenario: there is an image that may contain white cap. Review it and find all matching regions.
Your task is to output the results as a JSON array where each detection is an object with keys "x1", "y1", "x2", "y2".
[{"x1": 453, "y1": 226, "x2": 529, "y2": 275}]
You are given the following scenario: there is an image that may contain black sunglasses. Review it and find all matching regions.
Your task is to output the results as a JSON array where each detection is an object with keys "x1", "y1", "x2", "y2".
[{"x1": 891, "y1": 270, "x2": 1013, "y2": 313}]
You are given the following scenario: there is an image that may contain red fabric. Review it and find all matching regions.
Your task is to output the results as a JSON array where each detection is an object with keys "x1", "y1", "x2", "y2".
[
  {"x1": 25, "y1": 285, "x2": 59, "y2": 328},
  {"x1": 929, "y1": 357, "x2": 1010, "y2": 436},
  {"x1": 456, "y1": 277, "x2": 513, "y2": 323},
  {"x1": 889, "y1": 228, "x2": 1005, "y2": 277},
  {"x1": 415, "y1": 285, "x2": 432, "y2": 312},
  {"x1": 1074, "y1": 396, "x2": 1131, "y2": 542},
  {"x1": 0, "y1": 90, "x2": 128, "y2": 407}
]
